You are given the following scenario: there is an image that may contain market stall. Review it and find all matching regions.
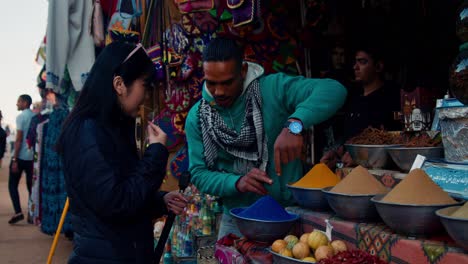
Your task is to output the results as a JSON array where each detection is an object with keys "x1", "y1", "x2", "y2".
[{"x1": 37, "y1": 0, "x2": 468, "y2": 263}]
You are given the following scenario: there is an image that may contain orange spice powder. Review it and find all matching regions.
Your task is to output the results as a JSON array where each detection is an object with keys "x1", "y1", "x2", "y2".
[{"x1": 292, "y1": 163, "x2": 340, "y2": 188}]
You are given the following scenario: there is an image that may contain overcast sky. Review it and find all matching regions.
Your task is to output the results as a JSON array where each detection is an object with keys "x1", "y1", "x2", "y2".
[{"x1": 0, "y1": 1, "x2": 48, "y2": 129}]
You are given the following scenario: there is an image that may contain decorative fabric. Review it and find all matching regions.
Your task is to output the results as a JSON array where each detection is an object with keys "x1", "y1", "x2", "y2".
[
  {"x1": 172, "y1": 112, "x2": 189, "y2": 135},
  {"x1": 41, "y1": 109, "x2": 72, "y2": 235},
  {"x1": 170, "y1": 144, "x2": 189, "y2": 180},
  {"x1": 147, "y1": 43, "x2": 165, "y2": 80},
  {"x1": 165, "y1": 82, "x2": 192, "y2": 113},
  {"x1": 192, "y1": 33, "x2": 217, "y2": 54},
  {"x1": 235, "y1": 238, "x2": 272, "y2": 264},
  {"x1": 107, "y1": 29, "x2": 140, "y2": 45},
  {"x1": 164, "y1": 23, "x2": 190, "y2": 54},
  {"x1": 164, "y1": 48, "x2": 184, "y2": 68},
  {"x1": 188, "y1": 68, "x2": 204, "y2": 100},
  {"x1": 179, "y1": 53, "x2": 196, "y2": 80},
  {"x1": 177, "y1": 0, "x2": 214, "y2": 13},
  {"x1": 92, "y1": 0, "x2": 105, "y2": 47},
  {"x1": 26, "y1": 113, "x2": 49, "y2": 150},
  {"x1": 356, "y1": 223, "x2": 395, "y2": 263},
  {"x1": 46, "y1": 0, "x2": 94, "y2": 92},
  {"x1": 107, "y1": 0, "x2": 142, "y2": 31},
  {"x1": 181, "y1": 14, "x2": 202, "y2": 36},
  {"x1": 153, "y1": 108, "x2": 184, "y2": 151},
  {"x1": 198, "y1": 79, "x2": 268, "y2": 174},
  {"x1": 228, "y1": 0, "x2": 258, "y2": 27},
  {"x1": 193, "y1": 11, "x2": 219, "y2": 33},
  {"x1": 30, "y1": 120, "x2": 49, "y2": 226}
]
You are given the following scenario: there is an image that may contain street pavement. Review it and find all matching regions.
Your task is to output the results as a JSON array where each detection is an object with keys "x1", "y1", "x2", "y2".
[{"x1": 0, "y1": 152, "x2": 72, "y2": 263}]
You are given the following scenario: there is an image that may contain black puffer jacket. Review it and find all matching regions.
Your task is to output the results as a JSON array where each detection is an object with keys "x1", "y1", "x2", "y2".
[{"x1": 61, "y1": 118, "x2": 169, "y2": 264}]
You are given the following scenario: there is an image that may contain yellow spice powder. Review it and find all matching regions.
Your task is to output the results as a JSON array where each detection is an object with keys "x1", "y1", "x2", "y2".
[{"x1": 292, "y1": 163, "x2": 340, "y2": 188}]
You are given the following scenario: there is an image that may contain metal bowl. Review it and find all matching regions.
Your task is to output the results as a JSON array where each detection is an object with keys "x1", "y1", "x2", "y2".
[
  {"x1": 387, "y1": 146, "x2": 444, "y2": 172},
  {"x1": 371, "y1": 195, "x2": 464, "y2": 237},
  {"x1": 322, "y1": 187, "x2": 381, "y2": 221},
  {"x1": 436, "y1": 206, "x2": 468, "y2": 250},
  {"x1": 230, "y1": 208, "x2": 299, "y2": 243},
  {"x1": 344, "y1": 144, "x2": 402, "y2": 169},
  {"x1": 269, "y1": 248, "x2": 316, "y2": 263},
  {"x1": 287, "y1": 185, "x2": 329, "y2": 211}
]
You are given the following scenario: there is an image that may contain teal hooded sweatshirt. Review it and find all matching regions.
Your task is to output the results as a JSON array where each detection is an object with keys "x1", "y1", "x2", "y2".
[{"x1": 185, "y1": 63, "x2": 347, "y2": 213}]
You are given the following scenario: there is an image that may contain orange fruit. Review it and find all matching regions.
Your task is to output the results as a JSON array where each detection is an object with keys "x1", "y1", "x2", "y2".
[
  {"x1": 315, "y1": 245, "x2": 334, "y2": 261},
  {"x1": 271, "y1": 239, "x2": 287, "y2": 253},
  {"x1": 300, "y1": 233, "x2": 310, "y2": 244},
  {"x1": 292, "y1": 242, "x2": 310, "y2": 259},
  {"x1": 307, "y1": 230, "x2": 329, "y2": 250},
  {"x1": 280, "y1": 248, "x2": 293, "y2": 258}
]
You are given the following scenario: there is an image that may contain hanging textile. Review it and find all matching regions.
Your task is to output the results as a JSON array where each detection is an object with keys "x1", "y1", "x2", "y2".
[
  {"x1": 26, "y1": 113, "x2": 49, "y2": 223},
  {"x1": 46, "y1": 0, "x2": 95, "y2": 93},
  {"x1": 30, "y1": 120, "x2": 49, "y2": 226},
  {"x1": 26, "y1": 113, "x2": 49, "y2": 150},
  {"x1": 40, "y1": 109, "x2": 72, "y2": 235}
]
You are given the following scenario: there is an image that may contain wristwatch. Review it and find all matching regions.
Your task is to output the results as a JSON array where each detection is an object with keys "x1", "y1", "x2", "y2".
[{"x1": 284, "y1": 120, "x2": 303, "y2": 135}]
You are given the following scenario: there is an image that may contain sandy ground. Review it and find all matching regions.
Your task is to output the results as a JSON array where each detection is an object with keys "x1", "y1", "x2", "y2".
[{"x1": 0, "y1": 152, "x2": 72, "y2": 264}]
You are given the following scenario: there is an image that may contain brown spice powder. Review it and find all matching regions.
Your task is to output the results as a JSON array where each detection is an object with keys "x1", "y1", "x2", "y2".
[
  {"x1": 331, "y1": 166, "x2": 388, "y2": 194},
  {"x1": 452, "y1": 202, "x2": 468, "y2": 219},
  {"x1": 382, "y1": 169, "x2": 457, "y2": 205}
]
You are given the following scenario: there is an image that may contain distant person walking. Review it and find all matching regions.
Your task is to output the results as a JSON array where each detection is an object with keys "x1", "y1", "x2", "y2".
[
  {"x1": 0, "y1": 110, "x2": 6, "y2": 168},
  {"x1": 8, "y1": 95, "x2": 36, "y2": 224}
]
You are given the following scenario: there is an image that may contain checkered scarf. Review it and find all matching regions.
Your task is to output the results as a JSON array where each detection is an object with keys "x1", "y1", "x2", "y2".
[{"x1": 199, "y1": 79, "x2": 268, "y2": 174}]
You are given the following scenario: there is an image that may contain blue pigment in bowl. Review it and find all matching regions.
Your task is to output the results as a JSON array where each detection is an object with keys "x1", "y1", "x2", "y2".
[{"x1": 237, "y1": 195, "x2": 295, "y2": 221}]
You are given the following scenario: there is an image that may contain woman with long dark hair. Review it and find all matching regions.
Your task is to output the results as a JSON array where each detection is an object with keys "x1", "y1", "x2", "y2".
[{"x1": 57, "y1": 42, "x2": 187, "y2": 263}]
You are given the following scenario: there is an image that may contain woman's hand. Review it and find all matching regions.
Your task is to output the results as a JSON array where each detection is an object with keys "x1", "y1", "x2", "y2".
[
  {"x1": 163, "y1": 191, "x2": 188, "y2": 215},
  {"x1": 147, "y1": 122, "x2": 167, "y2": 146}
]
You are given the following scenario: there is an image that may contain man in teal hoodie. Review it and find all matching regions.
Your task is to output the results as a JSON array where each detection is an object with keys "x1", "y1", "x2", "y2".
[{"x1": 185, "y1": 38, "x2": 347, "y2": 239}]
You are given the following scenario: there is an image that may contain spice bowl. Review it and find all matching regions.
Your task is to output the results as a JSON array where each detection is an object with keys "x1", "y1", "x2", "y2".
[
  {"x1": 230, "y1": 208, "x2": 299, "y2": 243},
  {"x1": 436, "y1": 206, "x2": 468, "y2": 250},
  {"x1": 371, "y1": 195, "x2": 464, "y2": 237},
  {"x1": 322, "y1": 187, "x2": 381, "y2": 221},
  {"x1": 386, "y1": 146, "x2": 444, "y2": 172},
  {"x1": 287, "y1": 185, "x2": 329, "y2": 211},
  {"x1": 344, "y1": 144, "x2": 402, "y2": 169}
]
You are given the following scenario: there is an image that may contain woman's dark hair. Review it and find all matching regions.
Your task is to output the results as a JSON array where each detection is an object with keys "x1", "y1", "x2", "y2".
[{"x1": 56, "y1": 42, "x2": 155, "y2": 153}]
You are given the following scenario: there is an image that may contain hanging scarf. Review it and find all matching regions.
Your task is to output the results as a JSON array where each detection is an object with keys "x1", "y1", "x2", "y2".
[{"x1": 198, "y1": 79, "x2": 268, "y2": 175}]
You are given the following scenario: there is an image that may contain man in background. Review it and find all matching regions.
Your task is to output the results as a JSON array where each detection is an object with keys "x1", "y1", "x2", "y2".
[
  {"x1": 321, "y1": 44, "x2": 401, "y2": 169},
  {"x1": 8, "y1": 95, "x2": 36, "y2": 224}
]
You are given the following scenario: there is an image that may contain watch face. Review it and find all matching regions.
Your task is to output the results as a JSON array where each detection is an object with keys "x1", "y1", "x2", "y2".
[{"x1": 289, "y1": 122, "x2": 303, "y2": 134}]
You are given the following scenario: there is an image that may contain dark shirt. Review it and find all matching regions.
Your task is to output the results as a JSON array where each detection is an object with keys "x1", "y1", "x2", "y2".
[
  {"x1": 343, "y1": 83, "x2": 401, "y2": 140},
  {"x1": 0, "y1": 127, "x2": 6, "y2": 159}
]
